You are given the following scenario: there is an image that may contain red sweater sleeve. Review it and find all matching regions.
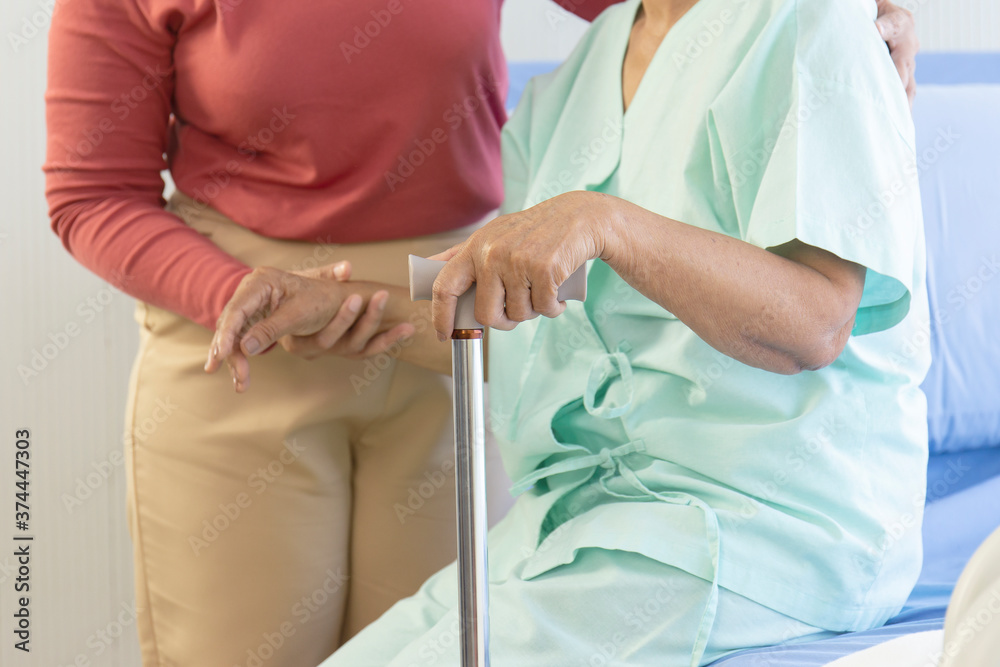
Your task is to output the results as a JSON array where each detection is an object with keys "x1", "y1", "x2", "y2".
[
  {"x1": 44, "y1": 0, "x2": 251, "y2": 330},
  {"x1": 556, "y1": 0, "x2": 623, "y2": 22}
]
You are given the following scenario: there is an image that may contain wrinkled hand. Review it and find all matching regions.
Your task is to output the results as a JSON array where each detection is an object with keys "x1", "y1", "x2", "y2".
[
  {"x1": 431, "y1": 191, "x2": 609, "y2": 338},
  {"x1": 277, "y1": 262, "x2": 414, "y2": 361},
  {"x1": 876, "y1": 0, "x2": 919, "y2": 107},
  {"x1": 204, "y1": 263, "x2": 408, "y2": 392}
]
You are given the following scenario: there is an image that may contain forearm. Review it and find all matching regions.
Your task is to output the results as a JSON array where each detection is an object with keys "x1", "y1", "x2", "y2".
[
  {"x1": 350, "y1": 282, "x2": 454, "y2": 375},
  {"x1": 599, "y1": 195, "x2": 861, "y2": 374},
  {"x1": 48, "y1": 193, "x2": 252, "y2": 328}
]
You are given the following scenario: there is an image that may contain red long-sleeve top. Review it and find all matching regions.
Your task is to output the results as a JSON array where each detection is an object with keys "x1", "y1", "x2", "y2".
[{"x1": 44, "y1": 0, "x2": 615, "y2": 329}]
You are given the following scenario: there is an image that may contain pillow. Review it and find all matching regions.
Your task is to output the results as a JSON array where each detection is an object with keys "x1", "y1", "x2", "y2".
[{"x1": 915, "y1": 84, "x2": 1000, "y2": 453}]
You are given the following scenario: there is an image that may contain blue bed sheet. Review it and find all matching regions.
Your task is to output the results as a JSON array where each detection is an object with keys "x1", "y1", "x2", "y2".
[{"x1": 708, "y1": 450, "x2": 1000, "y2": 666}]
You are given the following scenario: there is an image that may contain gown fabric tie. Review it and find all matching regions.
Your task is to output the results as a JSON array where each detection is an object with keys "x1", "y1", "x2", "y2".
[
  {"x1": 583, "y1": 348, "x2": 636, "y2": 419},
  {"x1": 510, "y1": 437, "x2": 722, "y2": 667}
]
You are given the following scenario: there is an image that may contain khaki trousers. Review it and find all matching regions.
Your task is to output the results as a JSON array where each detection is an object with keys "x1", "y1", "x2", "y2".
[{"x1": 124, "y1": 191, "x2": 503, "y2": 667}]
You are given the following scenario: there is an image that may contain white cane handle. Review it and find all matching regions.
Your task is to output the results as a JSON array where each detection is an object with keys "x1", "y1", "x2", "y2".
[{"x1": 408, "y1": 255, "x2": 588, "y2": 330}]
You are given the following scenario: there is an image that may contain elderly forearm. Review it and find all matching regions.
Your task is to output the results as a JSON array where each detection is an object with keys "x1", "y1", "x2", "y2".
[
  {"x1": 351, "y1": 282, "x2": 454, "y2": 375},
  {"x1": 598, "y1": 196, "x2": 863, "y2": 374}
]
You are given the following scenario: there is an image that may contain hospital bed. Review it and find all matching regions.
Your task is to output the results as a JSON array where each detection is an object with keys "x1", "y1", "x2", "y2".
[{"x1": 506, "y1": 53, "x2": 1000, "y2": 666}]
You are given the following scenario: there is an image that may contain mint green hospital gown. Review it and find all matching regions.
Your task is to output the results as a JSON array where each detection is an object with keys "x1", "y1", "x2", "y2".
[{"x1": 325, "y1": 0, "x2": 929, "y2": 665}]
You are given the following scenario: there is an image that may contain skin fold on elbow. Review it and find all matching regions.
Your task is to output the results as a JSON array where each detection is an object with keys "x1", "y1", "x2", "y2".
[
  {"x1": 748, "y1": 310, "x2": 858, "y2": 375},
  {"x1": 755, "y1": 242, "x2": 866, "y2": 374}
]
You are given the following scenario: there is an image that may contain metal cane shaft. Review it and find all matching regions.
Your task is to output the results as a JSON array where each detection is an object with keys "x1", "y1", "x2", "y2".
[
  {"x1": 452, "y1": 332, "x2": 490, "y2": 667},
  {"x1": 407, "y1": 252, "x2": 585, "y2": 667}
]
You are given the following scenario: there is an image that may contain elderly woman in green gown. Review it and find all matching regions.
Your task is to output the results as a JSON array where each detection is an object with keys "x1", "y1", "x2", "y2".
[{"x1": 208, "y1": 1, "x2": 927, "y2": 664}]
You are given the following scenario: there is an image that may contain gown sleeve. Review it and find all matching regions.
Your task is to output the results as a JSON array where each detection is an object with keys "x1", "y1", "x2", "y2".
[{"x1": 711, "y1": 0, "x2": 922, "y2": 336}]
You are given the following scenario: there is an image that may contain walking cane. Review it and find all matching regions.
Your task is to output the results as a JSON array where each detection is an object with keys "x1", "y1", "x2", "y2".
[{"x1": 409, "y1": 255, "x2": 587, "y2": 667}]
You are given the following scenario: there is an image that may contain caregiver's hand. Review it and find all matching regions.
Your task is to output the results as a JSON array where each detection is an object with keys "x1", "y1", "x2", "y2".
[
  {"x1": 431, "y1": 191, "x2": 610, "y2": 338},
  {"x1": 278, "y1": 261, "x2": 415, "y2": 361},
  {"x1": 876, "y1": 0, "x2": 919, "y2": 107},
  {"x1": 205, "y1": 264, "x2": 405, "y2": 392}
]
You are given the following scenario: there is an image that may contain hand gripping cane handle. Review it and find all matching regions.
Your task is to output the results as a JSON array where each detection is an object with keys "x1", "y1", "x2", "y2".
[{"x1": 408, "y1": 255, "x2": 588, "y2": 330}]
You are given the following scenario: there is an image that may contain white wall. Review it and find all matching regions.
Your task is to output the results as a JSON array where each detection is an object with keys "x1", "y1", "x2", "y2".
[
  {"x1": 0, "y1": 1, "x2": 997, "y2": 666},
  {"x1": 500, "y1": 0, "x2": 590, "y2": 61},
  {"x1": 1, "y1": 1, "x2": 142, "y2": 664},
  {"x1": 910, "y1": 0, "x2": 1000, "y2": 51},
  {"x1": 500, "y1": 0, "x2": 1000, "y2": 61}
]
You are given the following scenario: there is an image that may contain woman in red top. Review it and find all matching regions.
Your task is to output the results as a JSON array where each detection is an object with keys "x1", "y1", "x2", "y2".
[{"x1": 44, "y1": 0, "x2": 917, "y2": 665}]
